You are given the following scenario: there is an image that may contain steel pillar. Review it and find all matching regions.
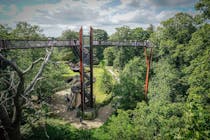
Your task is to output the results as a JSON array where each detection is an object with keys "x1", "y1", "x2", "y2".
[
  {"x1": 144, "y1": 47, "x2": 153, "y2": 98},
  {"x1": 89, "y1": 27, "x2": 94, "y2": 108},
  {"x1": 79, "y1": 27, "x2": 85, "y2": 117}
]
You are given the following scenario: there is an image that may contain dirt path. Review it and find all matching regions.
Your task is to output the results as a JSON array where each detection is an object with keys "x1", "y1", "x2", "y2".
[
  {"x1": 106, "y1": 68, "x2": 120, "y2": 82},
  {"x1": 50, "y1": 89, "x2": 114, "y2": 129}
]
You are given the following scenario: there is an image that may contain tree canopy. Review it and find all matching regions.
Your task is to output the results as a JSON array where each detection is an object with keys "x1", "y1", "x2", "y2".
[{"x1": 0, "y1": 0, "x2": 209, "y2": 139}]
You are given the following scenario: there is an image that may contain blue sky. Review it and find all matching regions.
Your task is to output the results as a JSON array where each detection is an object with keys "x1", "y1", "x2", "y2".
[{"x1": 0, "y1": 0, "x2": 198, "y2": 37}]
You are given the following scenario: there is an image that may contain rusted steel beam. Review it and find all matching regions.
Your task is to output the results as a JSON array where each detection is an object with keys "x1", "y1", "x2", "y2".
[
  {"x1": 79, "y1": 27, "x2": 85, "y2": 117},
  {"x1": 90, "y1": 26, "x2": 94, "y2": 108},
  {"x1": 144, "y1": 47, "x2": 153, "y2": 98}
]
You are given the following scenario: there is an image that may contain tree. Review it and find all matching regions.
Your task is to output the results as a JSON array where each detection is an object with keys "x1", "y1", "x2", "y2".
[
  {"x1": 146, "y1": 24, "x2": 154, "y2": 36},
  {"x1": 60, "y1": 29, "x2": 78, "y2": 40},
  {"x1": 131, "y1": 27, "x2": 150, "y2": 41},
  {"x1": 181, "y1": 24, "x2": 210, "y2": 139},
  {"x1": 0, "y1": 22, "x2": 55, "y2": 140},
  {"x1": 161, "y1": 12, "x2": 196, "y2": 44},
  {"x1": 109, "y1": 26, "x2": 146, "y2": 70},
  {"x1": 195, "y1": 0, "x2": 210, "y2": 19},
  {"x1": 59, "y1": 29, "x2": 79, "y2": 62},
  {"x1": 99, "y1": 61, "x2": 113, "y2": 94},
  {"x1": 0, "y1": 48, "x2": 53, "y2": 140},
  {"x1": 93, "y1": 29, "x2": 109, "y2": 63},
  {"x1": 11, "y1": 22, "x2": 45, "y2": 40},
  {"x1": 150, "y1": 13, "x2": 197, "y2": 101},
  {"x1": 113, "y1": 57, "x2": 145, "y2": 109},
  {"x1": 112, "y1": 46, "x2": 143, "y2": 70},
  {"x1": 0, "y1": 24, "x2": 12, "y2": 39},
  {"x1": 93, "y1": 29, "x2": 108, "y2": 41},
  {"x1": 110, "y1": 26, "x2": 131, "y2": 41},
  {"x1": 113, "y1": 47, "x2": 127, "y2": 69},
  {"x1": 103, "y1": 47, "x2": 115, "y2": 66},
  {"x1": 93, "y1": 110, "x2": 133, "y2": 140}
]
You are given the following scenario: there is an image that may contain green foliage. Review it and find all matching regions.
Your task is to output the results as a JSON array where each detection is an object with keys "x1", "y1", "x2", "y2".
[
  {"x1": 59, "y1": 48, "x2": 78, "y2": 62},
  {"x1": 131, "y1": 27, "x2": 150, "y2": 41},
  {"x1": 35, "y1": 62, "x2": 69, "y2": 99},
  {"x1": 94, "y1": 58, "x2": 187, "y2": 139},
  {"x1": 146, "y1": 24, "x2": 154, "y2": 36},
  {"x1": 195, "y1": 0, "x2": 210, "y2": 20},
  {"x1": 94, "y1": 29, "x2": 108, "y2": 41},
  {"x1": 150, "y1": 58, "x2": 188, "y2": 102},
  {"x1": 0, "y1": 24, "x2": 12, "y2": 39},
  {"x1": 106, "y1": 26, "x2": 148, "y2": 70},
  {"x1": 113, "y1": 47, "x2": 134, "y2": 70},
  {"x1": 92, "y1": 10, "x2": 209, "y2": 140},
  {"x1": 161, "y1": 13, "x2": 196, "y2": 44},
  {"x1": 1, "y1": 2, "x2": 210, "y2": 139},
  {"x1": 59, "y1": 29, "x2": 79, "y2": 62},
  {"x1": 113, "y1": 57, "x2": 145, "y2": 109},
  {"x1": 60, "y1": 29, "x2": 78, "y2": 40},
  {"x1": 101, "y1": 70, "x2": 113, "y2": 94},
  {"x1": 182, "y1": 93, "x2": 210, "y2": 139},
  {"x1": 110, "y1": 26, "x2": 131, "y2": 41},
  {"x1": 11, "y1": 22, "x2": 45, "y2": 40},
  {"x1": 93, "y1": 47, "x2": 104, "y2": 64},
  {"x1": 103, "y1": 47, "x2": 115, "y2": 66},
  {"x1": 22, "y1": 119, "x2": 93, "y2": 140},
  {"x1": 99, "y1": 61, "x2": 113, "y2": 94},
  {"x1": 102, "y1": 26, "x2": 149, "y2": 71},
  {"x1": 91, "y1": 29, "x2": 109, "y2": 64},
  {"x1": 133, "y1": 102, "x2": 185, "y2": 140},
  {"x1": 181, "y1": 24, "x2": 210, "y2": 139},
  {"x1": 92, "y1": 110, "x2": 133, "y2": 140},
  {"x1": 150, "y1": 13, "x2": 198, "y2": 102},
  {"x1": 93, "y1": 67, "x2": 111, "y2": 104}
]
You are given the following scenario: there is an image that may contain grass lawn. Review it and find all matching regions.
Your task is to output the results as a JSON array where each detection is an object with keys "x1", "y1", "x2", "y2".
[
  {"x1": 61, "y1": 62, "x2": 79, "y2": 78},
  {"x1": 61, "y1": 63, "x2": 110, "y2": 105},
  {"x1": 93, "y1": 66, "x2": 110, "y2": 104}
]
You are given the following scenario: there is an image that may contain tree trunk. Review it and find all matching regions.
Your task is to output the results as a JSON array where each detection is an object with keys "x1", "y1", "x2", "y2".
[
  {"x1": 0, "y1": 98, "x2": 22, "y2": 140},
  {"x1": 0, "y1": 105, "x2": 11, "y2": 140},
  {"x1": 7, "y1": 124, "x2": 21, "y2": 140},
  {"x1": 8, "y1": 76, "x2": 24, "y2": 140}
]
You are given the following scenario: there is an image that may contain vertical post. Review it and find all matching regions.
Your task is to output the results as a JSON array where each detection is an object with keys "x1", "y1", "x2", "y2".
[
  {"x1": 89, "y1": 27, "x2": 94, "y2": 108},
  {"x1": 144, "y1": 47, "x2": 153, "y2": 98},
  {"x1": 79, "y1": 27, "x2": 84, "y2": 117}
]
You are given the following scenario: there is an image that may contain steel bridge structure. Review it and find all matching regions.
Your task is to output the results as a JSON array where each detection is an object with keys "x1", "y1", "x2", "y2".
[{"x1": 0, "y1": 27, "x2": 153, "y2": 118}]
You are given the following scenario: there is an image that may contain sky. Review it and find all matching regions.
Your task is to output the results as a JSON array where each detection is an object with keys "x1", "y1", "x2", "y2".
[{"x1": 0, "y1": 0, "x2": 198, "y2": 37}]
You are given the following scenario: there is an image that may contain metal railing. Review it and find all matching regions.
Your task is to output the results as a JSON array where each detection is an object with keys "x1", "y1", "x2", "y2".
[{"x1": 0, "y1": 40, "x2": 152, "y2": 50}]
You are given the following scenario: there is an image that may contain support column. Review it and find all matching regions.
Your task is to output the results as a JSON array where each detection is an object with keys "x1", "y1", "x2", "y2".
[
  {"x1": 79, "y1": 27, "x2": 84, "y2": 117},
  {"x1": 144, "y1": 47, "x2": 153, "y2": 98},
  {"x1": 89, "y1": 27, "x2": 94, "y2": 108}
]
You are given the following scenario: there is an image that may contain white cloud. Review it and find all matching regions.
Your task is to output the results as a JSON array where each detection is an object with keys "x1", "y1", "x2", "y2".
[
  {"x1": 112, "y1": 10, "x2": 139, "y2": 23},
  {"x1": 147, "y1": 0, "x2": 197, "y2": 7},
  {"x1": 0, "y1": 0, "x2": 196, "y2": 37},
  {"x1": 155, "y1": 11, "x2": 177, "y2": 22}
]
